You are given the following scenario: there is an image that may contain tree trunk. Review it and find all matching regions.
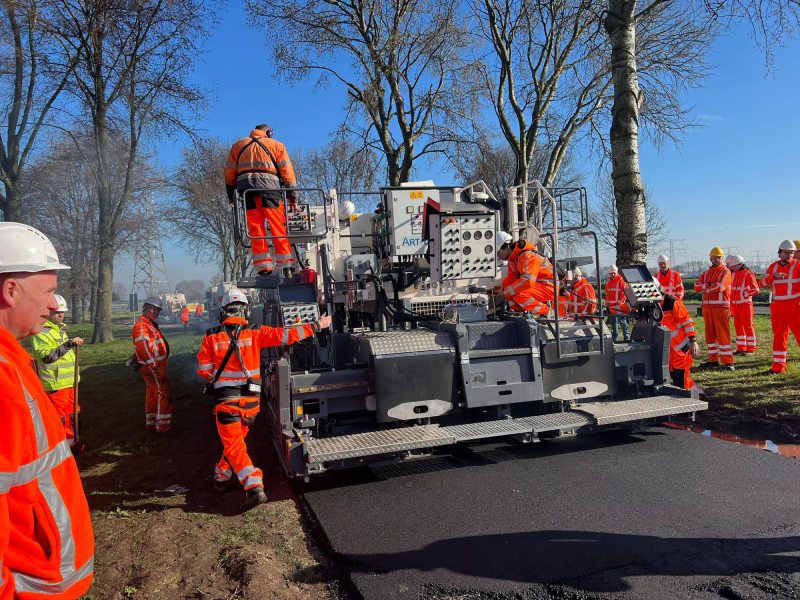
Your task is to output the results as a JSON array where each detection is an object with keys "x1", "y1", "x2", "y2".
[
  {"x1": 1, "y1": 180, "x2": 23, "y2": 222},
  {"x1": 606, "y1": 0, "x2": 647, "y2": 264},
  {"x1": 92, "y1": 234, "x2": 115, "y2": 342}
]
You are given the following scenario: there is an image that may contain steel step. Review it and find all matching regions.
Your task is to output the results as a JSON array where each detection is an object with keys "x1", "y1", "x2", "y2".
[
  {"x1": 573, "y1": 395, "x2": 708, "y2": 426},
  {"x1": 441, "y1": 420, "x2": 534, "y2": 441},
  {"x1": 305, "y1": 425, "x2": 456, "y2": 464}
]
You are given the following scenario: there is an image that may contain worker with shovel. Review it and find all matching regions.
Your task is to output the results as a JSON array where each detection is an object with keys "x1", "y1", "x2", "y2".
[{"x1": 32, "y1": 293, "x2": 85, "y2": 452}]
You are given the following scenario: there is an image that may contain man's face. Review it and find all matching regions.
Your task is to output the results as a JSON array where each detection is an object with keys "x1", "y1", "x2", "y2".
[
  {"x1": 608, "y1": 270, "x2": 617, "y2": 280},
  {"x1": 50, "y1": 310, "x2": 66, "y2": 325},
  {"x1": 2, "y1": 272, "x2": 59, "y2": 338},
  {"x1": 779, "y1": 249, "x2": 795, "y2": 264},
  {"x1": 658, "y1": 261, "x2": 669, "y2": 274},
  {"x1": 497, "y1": 243, "x2": 514, "y2": 261},
  {"x1": 710, "y1": 256, "x2": 722, "y2": 267},
  {"x1": 143, "y1": 304, "x2": 162, "y2": 321}
]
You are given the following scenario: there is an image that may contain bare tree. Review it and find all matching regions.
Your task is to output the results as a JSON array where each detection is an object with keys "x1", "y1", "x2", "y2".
[
  {"x1": 293, "y1": 133, "x2": 381, "y2": 213},
  {"x1": 167, "y1": 138, "x2": 249, "y2": 282},
  {"x1": 175, "y1": 279, "x2": 207, "y2": 303},
  {"x1": 0, "y1": 0, "x2": 76, "y2": 221},
  {"x1": 593, "y1": 174, "x2": 669, "y2": 256},
  {"x1": 605, "y1": 0, "x2": 799, "y2": 264},
  {"x1": 470, "y1": 0, "x2": 611, "y2": 189},
  {"x1": 52, "y1": 0, "x2": 211, "y2": 341},
  {"x1": 246, "y1": 0, "x2": 471, "y2": 185}
]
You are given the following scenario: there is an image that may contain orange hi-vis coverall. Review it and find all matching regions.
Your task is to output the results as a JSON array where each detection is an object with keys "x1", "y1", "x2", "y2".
[
  {"x1": 224, "y1": 129, "x2": 297, "y2": 273},
  {"x1": 694, "y1": 264, "x2": 733, "y2": 365},
  {"x1": 655, "y1": 268, "x2": 684, "y2": 300},
  {"x1": 660, "y1": 299, "x2": 697, "y2": 389},
  {"x1": 0, "y1": 326, "x2": 94, "y2": 599},
  {"x1": 197, "y1": 316, "x2": 320, "y2": 493},
  {"x1": 568, "y1": 278, "x2": 597, "y2": 317},
  {"x1": 180, "y1": 307, "x2": 189, "y2": 327},
  {"x1": 731, "y1": 267, "x2": 760, "y2": 353},
  {"x1": 759, "y1": 258, "x2": 800, "y2": 373},
  {"x1": 132, "y1": 314, "x2": 173, "y2": 432},
  {"x1": 502, "y1": 241, "x2": 555, "y2": 315},
  {"x1": 31, "y1": 320, "x2": 80, "y2": 447}
]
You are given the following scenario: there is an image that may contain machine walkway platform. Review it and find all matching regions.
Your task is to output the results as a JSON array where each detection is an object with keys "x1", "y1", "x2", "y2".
[{"x1": 304, "y1": 394, "x2": 707, "y2": 465}]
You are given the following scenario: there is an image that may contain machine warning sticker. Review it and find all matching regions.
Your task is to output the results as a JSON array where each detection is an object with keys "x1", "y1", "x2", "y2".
[{"x1": 409, "y1": 191, "x2": 423, "y2": 199}]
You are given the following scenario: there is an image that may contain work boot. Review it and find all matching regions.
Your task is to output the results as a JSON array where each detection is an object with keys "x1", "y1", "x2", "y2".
[
  {"x1": 724, "y1": 364, "x2": 735, "y2": 371},
  {"x1": 245, "y1": 486, "x2": 268, "y2": 507},
  {"x1": 282, "y1": 267, "x2": 296, "y2": 279},
  {"x1": 258, "y1": 269, "x2": 273, "y2": 276},
  {"x1": 764, "y1": 369, "x2": 782, "y2": 376},
  {"x1": 213, "y1": 479, "x2": 232, "y2": 494},
  {"x1": 698, "y1": 361, "x2": 719, "y2": 369}
]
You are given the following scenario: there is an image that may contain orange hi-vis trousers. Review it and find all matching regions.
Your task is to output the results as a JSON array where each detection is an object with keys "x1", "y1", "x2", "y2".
[
  {"x1": 769, "y1": 300, "x2": 800, "y2": 373},
  {"x1": 702, "y1": 305, "x2": 733, "y2": 365},
  {"x1": 732, "y1": 303, "x2": 757, "y2": 353},
  {"x1": 213, "y1": 395, "x2": 264, "y2": 491},
  {"x1": 669, "y1": 349, "x2": 695, "y2": 390},
  {"x1": 139, "y1": 360, "x2": 173, "y2": 432},
  {"x1": 509, "y1": 283, "x2": 554, "y2": 315},
  {"x1": 47, "y1": 387, "x2": 78, "y2": 446},
  {"x1": 246, "y1": 199, "x2": 293, "y2": 272}
]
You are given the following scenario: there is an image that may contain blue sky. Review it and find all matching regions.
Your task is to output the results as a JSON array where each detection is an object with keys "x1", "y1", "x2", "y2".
[{"x1": 115, "y1": 4, "x2": 800, "y2": 288}]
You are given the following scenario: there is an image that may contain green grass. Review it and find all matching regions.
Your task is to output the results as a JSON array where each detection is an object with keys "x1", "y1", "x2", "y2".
[{"x1": 692, "y1": 314, "x2": 800, "y2": 417}]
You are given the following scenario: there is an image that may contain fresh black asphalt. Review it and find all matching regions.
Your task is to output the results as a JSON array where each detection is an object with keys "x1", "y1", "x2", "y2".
[{"x1": 301, "y1": 427, "x2": 800, "y2": 599}]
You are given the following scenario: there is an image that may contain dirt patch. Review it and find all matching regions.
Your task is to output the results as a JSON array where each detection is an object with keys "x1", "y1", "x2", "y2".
[{"x1": 74, "y1": 330, "x2": 342, "y2": 600}]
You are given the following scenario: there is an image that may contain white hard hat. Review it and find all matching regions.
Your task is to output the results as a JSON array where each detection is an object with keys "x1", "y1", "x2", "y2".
[
  {"x1": 729, "y1": 255, "x2": 745, "y2": 267},
  {"x1": 608, "y1": 265, "x2": 618, "y2": 273},
  {"x1": 0, "y1": 222, "x2": 70, "y2": 273},
  {"x1": 143, "y1": 296, "x2": 163, "y2": 310},
  {"x1": 339, "y1": 199, "x2": 355, "y2": 220},
  {"x1": 222, "y1": 288, "x2": 249, "y2": 307},
  {"x1": 54, "y1": 294, "x2": 68, "y2": 312},
  {"x1": 779, "y1": 240, "x2": 797, "y2": 251},
  {"x1": 573, "y1": 267, "x2": 582, "y2": 278},
  {"x1": 657, "y1": 254, "x2": 669, "y2": 263},
  {"x1": 496, "y1": 231, "x2": 513, "y2": 247}
]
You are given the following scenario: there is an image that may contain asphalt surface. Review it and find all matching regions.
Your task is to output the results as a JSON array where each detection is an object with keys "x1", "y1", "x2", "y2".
[{"x1": 301, "y1": 427, "x2": 800, "y2": 600}]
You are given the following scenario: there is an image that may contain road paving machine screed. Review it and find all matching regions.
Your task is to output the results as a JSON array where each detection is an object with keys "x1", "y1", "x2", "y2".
[{"x1": 231, "y1": 181, "x2": 707, "y2": 480}]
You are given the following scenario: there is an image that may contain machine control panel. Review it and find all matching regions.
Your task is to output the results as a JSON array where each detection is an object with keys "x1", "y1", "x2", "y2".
[
  {"x1": 619, "y1": 265, "x2": 663, "y2": 306},
  {"x1": 287, "y1": 204, "x2": 314, "y2": 232},
  {"x1": 429, "y1": 210, "x2": 498, "y2": 281},
  {"x1": 281, "y1": 302, "x2": 320, "y2": 326}
]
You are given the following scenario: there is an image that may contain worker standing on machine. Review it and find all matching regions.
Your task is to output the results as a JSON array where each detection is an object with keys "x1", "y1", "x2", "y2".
[
  {"x1": 605, "y1": 265, "x2": 630, "y2": 342},
  {"x1": 197, "y1": 289, "x2": 331, "y2": 507},
  {"x1": 567, "y1": 267, "x2": 597, "y2": 317},
  {"x1": 496, "y1": 231, "x2": 555, "y2": 316}
]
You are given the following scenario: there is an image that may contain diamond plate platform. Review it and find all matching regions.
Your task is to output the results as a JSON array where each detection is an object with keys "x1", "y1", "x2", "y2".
[
  {"x1": 573, "y1": 395, "x2": 708, "y2": 426},
  {"x1": 305, "y1": 425, "x2": 456, "y2": 464},
  {"x1": 516, "y1": 411, "x2": 595, "y2": 432},
  {"x1": 442, "y1": 420, "x2": 534, "y2": 441}
]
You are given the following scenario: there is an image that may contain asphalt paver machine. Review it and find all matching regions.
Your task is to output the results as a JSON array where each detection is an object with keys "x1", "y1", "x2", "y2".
[{"x1": 232, "y1": 181, "x2": 706, "y2": 480}]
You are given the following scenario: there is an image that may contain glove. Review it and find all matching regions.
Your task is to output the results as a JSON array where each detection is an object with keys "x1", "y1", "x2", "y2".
[
  {"x1": 286, "y1": 190, "x2": 299, "y2": 212},
  {"x1": 226, "y1": 185, "x2": 236, "y2": 203}
]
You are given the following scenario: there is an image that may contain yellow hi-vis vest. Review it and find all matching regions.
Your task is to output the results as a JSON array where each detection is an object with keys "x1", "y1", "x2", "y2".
[{"x1": 32, "y1": 320, "x2": 79, "y2": 392}]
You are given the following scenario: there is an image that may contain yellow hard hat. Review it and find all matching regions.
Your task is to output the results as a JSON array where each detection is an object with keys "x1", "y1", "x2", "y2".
[
  {"x1": 794, "y1": 240, "x2": 800, "y2": 251},
  {"x1": 709, "y1": 246, "x2": 724, "y2": 257}
]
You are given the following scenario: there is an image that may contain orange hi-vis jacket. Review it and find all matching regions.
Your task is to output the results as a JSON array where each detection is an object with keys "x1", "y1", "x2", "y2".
[
  {"x1": 731, "y1": 268, "x2": 760, "y2": 305},
  {"x1": 759, "y1": 258, "x2": 800, "y2": 301},
  {"x1": 132, "y1": 315, "x2": 169, "y2": 367},
  {"x1": 0, "y1": 326, "x2": 94, "y2": 599},
  {"x1": 661, "y1": 299, "x2": 697, "y2": 355},
  {"x1": 694, "y1": 264, "x2": 732, "y2": 307},
  {"x1": 224, "y1": 129, "x2": 296, "y2": 206},
  {"x1": 197, "y1": 317, "x2": 319, "y2": 390},
  {"x1": 502, "y1": 242, "x2": 555, "y2": 306},
  {"x1": 604, "y1": 274, "x2": 629, "y2": 315},
  {"x1": 655, "y1": 269, "x2": 684, "y2": 300},
  {"x1": 568, "y1": 278, "x2": 597, "y2": 317},
  {"x1": 180, "y1": 307, "x2": 189, "y2": 323}
]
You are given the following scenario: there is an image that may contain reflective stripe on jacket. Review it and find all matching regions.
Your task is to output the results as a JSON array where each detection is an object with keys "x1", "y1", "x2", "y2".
[
  {"x1": 731, "y1": 268, "x2": 760, "y2": 305},
  {"x1": 31, "y1": 321, "x2": 78, "y2": 392},
  {"x1": 501, "y1": 242, "x2": 555, "y2": 302},
  {"x1": 694, "y1": 265, "x2": 731, "y2": 307},
  {"x1": 132, "y1": 315, "x2": 169, "y2": 367},
  {"x1": 224, "y1": 129, "x2": 296, "y2": 197},
  {"x1": 197, "y1": 316, "x2": 317, "y2": 388},
  {"x1": 654, "y1": 269, "x2": 684, "y2": 300},
  {"x1": 0, "y1": 326, "x2": 94, "y2": 599},
  {"x1": 604, "y1": 274, "x2": 630, "y2": 315},
  {"x1": 760, "y1": 259, "x2": 800, "y2": 301},
  {"x1": 568, "y1": 278, "x2": 597, "y2": 317}
]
